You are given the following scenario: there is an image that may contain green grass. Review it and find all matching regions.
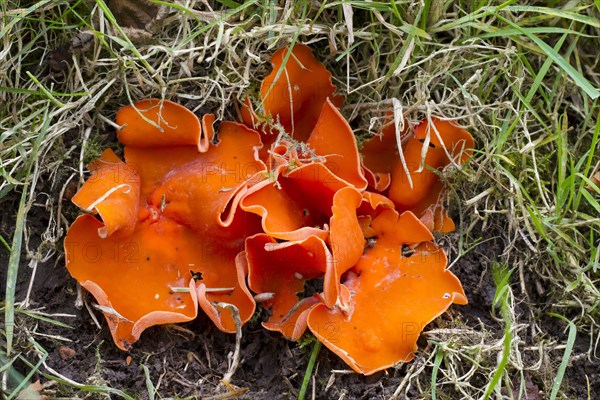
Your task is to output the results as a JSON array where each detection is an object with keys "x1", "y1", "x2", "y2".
[
  {"x1": 548, "y1": 313, "x2": 577, "y2": 400},
  {"x1": 1, "y1": 0, "x2": 599, "y2": 398},
  {"x1": 298, "y1": 340, "x2": 322, "y2": 400},
  {"x1": 4, "y1": 105, "x2": 51, "y2": 357},
  {"x1": 483, "y1": 264, "x2": 514, "y2": 399}
]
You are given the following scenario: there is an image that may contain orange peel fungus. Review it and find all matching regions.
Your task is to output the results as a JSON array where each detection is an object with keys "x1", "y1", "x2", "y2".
[
  {"x1": 362, "y1": 116, "x2": 474, "y2": 232},
  {"x1": 65, "y1": 43, "x2": 472, "y2": 375},
  {"x1": 65, "y1": 100, "x2": 262, "y2": 348}
]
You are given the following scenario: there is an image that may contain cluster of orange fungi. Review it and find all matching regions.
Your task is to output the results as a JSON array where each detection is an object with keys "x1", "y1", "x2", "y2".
[{"x1": 65, "y1": 44, "x2": 473, "y2": 375}]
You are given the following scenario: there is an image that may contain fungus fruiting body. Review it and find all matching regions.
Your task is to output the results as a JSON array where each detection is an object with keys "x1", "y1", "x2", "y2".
[
  {"x1": 66, "y1": 101, "x2": 262, "y2": 347},
  {"x1": 258, "y1": 44, "x2": 344, "y2": 142},
  {"x1": 65, "y1": 43, "x2": 472, "y2": 374},
  {"x1": 307, "y1": 211, "x2": 467, "y2": 375},
  {"x1": 362, "y1": 116, "x2": 474, "y2": 232}
]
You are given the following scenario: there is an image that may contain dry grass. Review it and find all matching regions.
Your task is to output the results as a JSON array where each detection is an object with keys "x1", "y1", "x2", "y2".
[{"x1": 1, "y1": 0, "x2": 599, "y2": 399}]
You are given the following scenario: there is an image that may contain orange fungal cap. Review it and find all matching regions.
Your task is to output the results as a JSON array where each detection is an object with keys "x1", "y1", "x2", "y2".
[
  {"x1": 116, "y1": 99, "x2": 204, "y2": 150},
  {"x1": 323, "y1": 187, "x2": 364, "y2": 308},
  {"x1": 147, "y1": 121, "x2": 267, "y2": 238},
  {"x1": 64, "y1": 214, "x2": 200, "y2": 350},
  {"x1": 241, "y1": 162, "x2": 349, "y2": 242},
  {"x1": 387, "y1": 117, "x2": 474, "y2": 233},
  {"x1": 361, "y1": 117, "x2": 406, "y2": 192},
  {"x1": 261, "y1": 44, "x2": 343, "y2": 141},
  {"x1": 307, "y1": 210, "x2": 466, "y2": 375},
  {"x1": 245, "y1": 233, "x2": 330, "y2": 339},
  {"x1": 262, "y1": 296, "x2": 321, "y2": 341},
  {"x1": 71, "y1": 149, "x2": 140, "y2": 238},
  {"x1": 306, "y1": 100, "x2": 368, "y2": 190},
  {"x1": 195, "y1": 251, "x2": 257, "y2": 333}
]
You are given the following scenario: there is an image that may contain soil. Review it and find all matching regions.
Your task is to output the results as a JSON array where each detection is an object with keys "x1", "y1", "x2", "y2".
[{"x1": 0, "y1": 184, "x2": 595, "y2": 400}]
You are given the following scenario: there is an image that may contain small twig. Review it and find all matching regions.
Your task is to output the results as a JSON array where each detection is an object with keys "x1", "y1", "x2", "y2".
[
  {"x1": 78, "y1": 127, "x2": 92, "y2": 186},
  {"x1": 23, "y1": 258, "x2": 39, "y2": 308},
  {"x1": 75, "y1": 284, "x2": 84, "y2": 309},
  {"x1": 254, "y1": 292, "x2": 275, "y2": 302},
  {"x1": 170, "y1": 286, "x2": 234, "y2": 294},
  {"x1": 84, "y1": 297, "x2": 102, "y2": 330},
  {"x1": 202, "y1": 387, "x2": 249, "y2": 400},
  {"x1": 93, "y1": 304, "x2": 132, "y2": 323},
  {"x1": 217, "y1": 303, "x2": 243, "y2": 385}
]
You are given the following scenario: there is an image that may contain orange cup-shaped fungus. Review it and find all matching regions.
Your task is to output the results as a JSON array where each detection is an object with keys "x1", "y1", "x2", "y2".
[
  {"x1": 323, "y1": 187, "x2": 364, "y2": 309},
  {"x1": 241, "y1": 162, "x2": 349, "y2": 242},
  {"x1": 362, "y1": 115, "x2": 474, "y2": 232},
  {"x1": 65, "y1": 43, "x2": 471, "y2": 376},
  {"x1": 65, "y1": 147, "x2": 199, "y2": 349},
  {"x1": 71, "y1": 149, "x2": 140, "y2": 238},
  {"x1": 306, "y1": 100, "x2": 367, "y2": 190},
  {"x1": 241, "y1": 44, "x2": 344, "y2": 148},
  {"x1": 307, "y1": 209, "x2": 467, "y2": 375},
  {"x1": 65, "y1": 214, "x2": 200, "y2": 350},
  {"x1": 360, "y1": 117, "x2": 406, "y2": 192},
  {"x1": 388, "y1": 117, "x2": 474, "y2": 232},
  {"x1": 245, "y1": 233, "x2": 331, "y2": 339},
  {"x1": 324, "y1": 188, "x2": 397, "y2": 309},
  {"x1": 240, "y1": 45, "x2": 367, "y2": 190},
  {"x1": 65, "y1": 99, "x2": 266, "y2": 348},
  {"x1": 116, "y1": 99, "x2": 207, "y2": 151},
  {"x1": 260, "y1": 44, "x2": 343, "y2": 142}
]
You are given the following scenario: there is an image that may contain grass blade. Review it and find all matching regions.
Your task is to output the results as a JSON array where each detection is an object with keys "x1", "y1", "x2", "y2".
[
  {"x1": 548, "y1": 314, "x2": 577, "y2": 400},
  {"x1": 13, "y1": 309, "x2": 74, "y2": 329},
  {"x1": 142, "y1": 365, "x2": 156, "y2": 400},
  {"x1": 501, "y1": 5, "x2": 600, "y2": 28},
  {"x1": 575, "y1": 106, "x2": 600, "y2": 209},
  {"x1": 25, "y1": 72, "x2": 65, "y2": 108},
  {"x1": 5, "y1": 172, "x2": 31, "y2": 357},
  {"x1": 0, "y1": 233, "x2": 10, "y2": 251},
  {"x1": 430, "y1": 349, "x2": 444, "y2": 400},
  {"x1": 494, "y1": 14, "x2": 600, "y2": 100},
  {"x1": 482, "y1": 264, "x2": 514, "y2": 400},
  {"x1": 4, "y1": 105, "x2": 51, "y2": 356},
  {"x1": 477, "y1": 26, "x2": 594, "y2": 39},
  {"x1": 298, "y1": 340, "x2": 322, "y2": 400}
]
